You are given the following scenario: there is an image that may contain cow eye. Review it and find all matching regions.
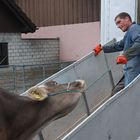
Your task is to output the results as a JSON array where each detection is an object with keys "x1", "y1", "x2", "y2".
[
  {"x1": 51, "y1": 81, "x2": 57, "y2": 85},
  {"x1": 46, "y1": 80, "x2": 58, "y2": 86},
  {"x1": 54, "y1": 81, "x2": 58, "y2": 85}
]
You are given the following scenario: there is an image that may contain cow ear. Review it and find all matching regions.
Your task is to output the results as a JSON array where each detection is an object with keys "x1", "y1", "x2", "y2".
[{"x1": 27, "y1": 86, "x2": 48, "y2": 101}]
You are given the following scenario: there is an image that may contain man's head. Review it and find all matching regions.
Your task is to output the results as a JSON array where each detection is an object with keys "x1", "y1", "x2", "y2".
[{"x1": 114, "y1": 12, "x2": 132, "y2": 32}]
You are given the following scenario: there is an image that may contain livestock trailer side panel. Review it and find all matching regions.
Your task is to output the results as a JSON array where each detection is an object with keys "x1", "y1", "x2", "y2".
[{"x1": 62, "y1": 74, "x2": 140, "y2": 140}]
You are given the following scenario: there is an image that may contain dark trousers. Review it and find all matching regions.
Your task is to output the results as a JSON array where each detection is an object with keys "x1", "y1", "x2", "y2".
[{"x1": 111, "y1": 76, "x2": 125, "y2": 96}]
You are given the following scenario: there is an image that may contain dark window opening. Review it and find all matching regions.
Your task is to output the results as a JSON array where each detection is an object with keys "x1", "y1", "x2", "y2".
[{"x1": 0, "y1": 43, "x2": 8, "y2": 65}]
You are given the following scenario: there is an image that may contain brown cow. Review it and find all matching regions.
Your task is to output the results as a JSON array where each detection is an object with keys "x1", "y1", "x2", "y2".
[{"x1": 0, "y1": 80, "x2": 86, "y2": 140}]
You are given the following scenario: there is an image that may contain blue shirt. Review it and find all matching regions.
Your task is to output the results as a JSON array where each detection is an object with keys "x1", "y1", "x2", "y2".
[{"x1": 103, "y1": 22, "x2": 140, "y2": 86}]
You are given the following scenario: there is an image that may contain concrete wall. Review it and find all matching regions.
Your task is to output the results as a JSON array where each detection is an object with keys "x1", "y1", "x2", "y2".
[
  {"x1": 0, "y1": 33, "x2": 59, "y2": 65},
  {"x1": 22, "y1": 22, "x2": 100, "y2": 61}
]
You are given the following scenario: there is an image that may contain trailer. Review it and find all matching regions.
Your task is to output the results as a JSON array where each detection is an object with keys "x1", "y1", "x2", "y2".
[
  {"x1": 21, "y1": 38, "x2": 124, "y2": 140},
  {"x1": 22, "y1": 0, "x2": 139, "y2": 139}
]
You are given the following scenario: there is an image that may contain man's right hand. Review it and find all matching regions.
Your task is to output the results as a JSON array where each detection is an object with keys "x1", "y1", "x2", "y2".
[
  {"x1": 116, "y1": 55, "x2": 127, "y2": 64},
  {"x1": 93, "y1": 44, "x2": 102, "y2": 56}
]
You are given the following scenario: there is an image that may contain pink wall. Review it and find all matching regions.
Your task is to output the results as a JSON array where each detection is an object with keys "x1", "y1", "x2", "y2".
[{"x1": 22, "y1": 22, "x2": 100, "y2": 61}]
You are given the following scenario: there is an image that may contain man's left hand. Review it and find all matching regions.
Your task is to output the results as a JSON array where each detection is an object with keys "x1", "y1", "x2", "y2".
[{"x1": 116, "y1": 55, "x2": 127, "y2": 64}]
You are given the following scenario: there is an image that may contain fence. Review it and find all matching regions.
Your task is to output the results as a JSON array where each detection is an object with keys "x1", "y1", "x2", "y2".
[{"x1": 0, "y1": 61, "x2": 73, "y2": 94}]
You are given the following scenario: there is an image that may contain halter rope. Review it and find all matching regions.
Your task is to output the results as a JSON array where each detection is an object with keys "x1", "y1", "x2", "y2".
[{"x1": 48, "y1": 82, "x2": 82, "y2": 97}]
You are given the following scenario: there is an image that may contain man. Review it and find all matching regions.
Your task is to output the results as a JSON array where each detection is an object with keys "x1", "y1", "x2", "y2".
[{"x1": 93, "y1": 12, "x2": 140, "y2": 94}]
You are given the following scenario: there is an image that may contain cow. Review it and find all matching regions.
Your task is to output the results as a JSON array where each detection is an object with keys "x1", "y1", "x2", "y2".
[{"x1": 0, "y1": 80, "x2": 86, "y2": 140}]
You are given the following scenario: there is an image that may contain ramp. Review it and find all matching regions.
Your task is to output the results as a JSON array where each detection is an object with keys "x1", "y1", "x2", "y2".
[
  {"x1": 62, "y1": 74, "x2": 140, "y2": 140},
  {"x1": 22, "y1": 39, "x2": 123, "y2": 140}
]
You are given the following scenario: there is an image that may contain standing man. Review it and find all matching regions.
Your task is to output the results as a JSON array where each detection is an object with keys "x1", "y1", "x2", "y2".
[{"x1": 93, "y1": 12, "x2": 140, "y2": 94}]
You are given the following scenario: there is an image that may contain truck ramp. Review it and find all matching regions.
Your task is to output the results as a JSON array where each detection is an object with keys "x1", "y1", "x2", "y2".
[
  {"x1": 22, "y1": 39, "x2": 124, "y2": 140},
  {"x1": 62, "y1": 74, "x2": 140, "y2": 140}
]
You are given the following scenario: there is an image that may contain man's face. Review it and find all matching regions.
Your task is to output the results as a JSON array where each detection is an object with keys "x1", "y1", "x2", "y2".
[{"x1": 115, "y1": 17, "x2": 132, "y2": 32}]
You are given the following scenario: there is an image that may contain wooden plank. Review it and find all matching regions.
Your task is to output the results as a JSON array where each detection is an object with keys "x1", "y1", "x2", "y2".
[
  {"x1": 73, "y1": 0, "x2": 78, "y2": 23},
  {"x1": 78, "y1": 0, "x2": 83, "y2": 23},
  {"x1": 87, "y1": 0, "x2": 93, "y2": 22},
  {"x1": 15, "y1": 0, "x2": 101, "y2": 26},
  {"x1": 59, "y1": 0, "x2": 64, "y2": 25},
  {"x1": 50, "y1": 0, "x2": 55, "y2": 25},
  {"x1": 54, "y1": 0, "x2": 60, "y2": 25},
  {"x1": 83, "y1": 0, "x2": 88, "y2": 22},
  {"x1": 47, "y1": 0, "x2": 51, "y2": 26},
  {"x1": 68, "y1": 0, "x2": 74, "y2": 24},
  {"x1": 63, "y1": 0, "x2": 69, "y2": 24}
]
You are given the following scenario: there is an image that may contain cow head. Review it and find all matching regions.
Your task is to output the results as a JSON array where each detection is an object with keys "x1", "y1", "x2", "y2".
[
  {"x1": 23, "y1": 80, "x2": 86, "y2": 139},
  {"x1": 27, "y1": 80, "x2": 86, "y2": 101},
  {"x1": 26, "y1": 80, "x2": 86, "y2": 118}
]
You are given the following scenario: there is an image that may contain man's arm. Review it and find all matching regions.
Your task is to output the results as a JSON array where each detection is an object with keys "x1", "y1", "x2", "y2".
[
  {"x1": 123, "y1": 42, "x2": 140, "y2": 60},
  {"x1": 102, "y1": 40, "x2": 124, "y2": 53},
  {"x1": 93, "y1": 39, "x2": 124, "y2": 56},
  {"x1": 124, "y1": 24, "x2": 140, "y2": 60}
]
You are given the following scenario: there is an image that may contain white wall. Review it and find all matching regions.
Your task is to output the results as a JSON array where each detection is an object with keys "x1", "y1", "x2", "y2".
[
  {"x1": 101, "y1": 0, "x2": 137, "y2": 44},
  {"x1": 22, "y1": 22, "x2": 100, "y2": 61}
]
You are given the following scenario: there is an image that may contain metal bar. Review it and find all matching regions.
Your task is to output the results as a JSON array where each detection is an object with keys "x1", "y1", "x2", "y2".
[
  {"x1": 104, "y1": 54, "x2": 115, "y2": 88},
  {"x1": 103, "y1": 39, "x2": 116, "y2": 89},
  {"x1": 22, "y1": 65, "x2": 26, "y2": 92},
  {"x1": 38, "y1": 131, "x2": 44, "y2": 140},
  {"x1": 42, "y1": 65, "x2": 45, "y2": 79},
  {"x1": 12, "y1": 66, "x2": 16, "y2": 93},
  {"x1": 82, "y1": 92, "x2": 90, "y2": 116},
  {"x1": 0, "y1": 62, "x2": 72, "y2": 93}
]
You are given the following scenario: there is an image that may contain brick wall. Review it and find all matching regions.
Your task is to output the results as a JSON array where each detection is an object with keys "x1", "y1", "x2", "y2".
[{"x1": 0, "y1": 33, "x2": 59, "y2": 65}]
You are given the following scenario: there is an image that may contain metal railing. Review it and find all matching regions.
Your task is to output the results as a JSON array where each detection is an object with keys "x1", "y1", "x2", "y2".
[{"x1": 0, "y1": 61, "x2": 74, "y2": 94}]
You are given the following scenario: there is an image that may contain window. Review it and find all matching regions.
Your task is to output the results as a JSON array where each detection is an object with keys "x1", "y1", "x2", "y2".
[{"x1": 0, "y1": 43, "x2": 8, "y2": 65}]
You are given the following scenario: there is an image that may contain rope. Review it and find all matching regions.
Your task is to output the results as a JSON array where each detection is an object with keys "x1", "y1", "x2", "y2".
[{"x1": 48, "y1": 89, "x2": 81, "y2": 96}]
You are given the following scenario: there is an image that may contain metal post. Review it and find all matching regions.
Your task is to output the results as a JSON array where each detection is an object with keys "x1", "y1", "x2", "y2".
[
  {"x1": 22, "y1": 65, "x2": 26, "y2": 92},
  {"x1": 103, "y1": 39, "x2": 116, "y2": 89},
  {"x1": 42, "y1": 65, "x2": 45, "y2": 80},
  {"x1": 82, "y1": 91, "x2": 91, "y2": 116},
  {"x1": 38, "y1": 131, "x2": 44, "y2": 140},
  {"x1": 104, "y1": 54, "x2": 115, "y2": 88},
  {"x1": 74, "y1": 66, "x2": 91, "y2": 116},
  {"x1": 12, "y1": 65, "x2": 16, "y2": 93}
]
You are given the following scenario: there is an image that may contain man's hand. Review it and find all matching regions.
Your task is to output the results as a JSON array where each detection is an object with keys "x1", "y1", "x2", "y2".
[
  {"x1": 116, "y1": 55, "x2": 127, "y2": 64},
  {"x1": 93, "y1": 44, "x2": 102, "y2": 56}
]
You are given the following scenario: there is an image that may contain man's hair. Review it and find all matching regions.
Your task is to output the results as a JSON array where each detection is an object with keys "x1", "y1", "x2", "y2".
[{"x1": 114, "y1": 12, "x2": 132, "y2": 22}]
